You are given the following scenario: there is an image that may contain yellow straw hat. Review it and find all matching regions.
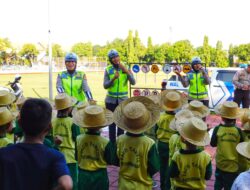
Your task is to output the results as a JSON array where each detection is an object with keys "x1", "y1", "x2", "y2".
[
  {"x1": 214, "y1": 101, "x2": 242, "y2": 119},
  {"x1": 169, "y1": 109, "x2": 194, "y2": 131},
  {"x1": 240, "y1": 108, "x2": 250, "y2": 124},
  {"x1": 0, "y1": 90, "x2": 16, "y2": 106},
  {"x1": 0, "y1": 107, "x2": 15, "y2": 126},
  {"x1": 73, "y1": 105, "x2": 113, "y2": 128},
  {"x1": 182, "y1": 100, "x2": 210, "y2": 118},
  {"x1": 243, "y1": 116, "x2": 250, "y2": 131},
  {"x1": 147, "y1": 95, "x2": 161, "y2": 108},
  {"x1": 54, "y1": 93, "x2": 77, "y2": 110},
  {"x1": 236, "y1": 141, "x2": 250, "y2": 159},
  {"x1": 176, "y1": 117, "x2": 210, "y2": 146},
  {"x1": 161, "y1": 90, "x2": 187, "y2": 111},
  {"x1": 114, "y1": 96, "x2": 160, "y2": 134}
]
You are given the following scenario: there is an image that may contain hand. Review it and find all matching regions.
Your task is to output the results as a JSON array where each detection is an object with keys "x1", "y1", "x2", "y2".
[
  {"x1": 242, "y1": 84, "x2": 249, "y2": 90},
  {"x1": 119, "y1": 64, "x2": 128, "y2": 73},
  {"x1": 54, "y1": 135, "x2": 63, "y2": 145},
  {"x1": 113, "y1": 71, "x2": 120, "y2": 80}
]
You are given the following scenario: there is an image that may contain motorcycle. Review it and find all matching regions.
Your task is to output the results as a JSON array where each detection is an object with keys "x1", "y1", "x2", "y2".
[{"x1": 0, "y1": 75, "x2": 23, "y2": 100}]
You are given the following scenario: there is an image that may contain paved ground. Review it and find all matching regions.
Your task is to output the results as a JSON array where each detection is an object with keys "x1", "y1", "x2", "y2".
[{"x1": 103, "y1": 114, "x2": 242, "y2": 190}]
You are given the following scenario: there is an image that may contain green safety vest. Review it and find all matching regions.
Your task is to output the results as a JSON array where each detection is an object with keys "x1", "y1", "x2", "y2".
[
  {"x1": 0, "y1": 137, "x2": 12, "y2": 148},
  {"x1": 106, "y1": 65, "x2": 128, "y2": 98},
  {"x1": 60, "y1": 71, "x2": 86, "y2": 102},
  {"x1": 187, "y1": 72, "x2": 208, "y2": 99}
]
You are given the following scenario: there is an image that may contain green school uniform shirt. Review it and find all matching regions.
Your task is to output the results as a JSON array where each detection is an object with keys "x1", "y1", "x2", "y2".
[
  {"x1": 156, "y1": 112, "x2": 176, "y2": 143},
  {"x1": 114, "y1": 132, "x2": 159, "y2": 190},
  {"x1": 77, "y1": 131, "x2": 113, "y2": 171},
  {"x1": 210, "y1": 124, "x2": 244, "y2": 172},
  {"x1": 52, "y1": 116, "x2": 80, "y2": 163},
  {"x1": 0, "y1": 136, "x2": 13, "y2": 148},
  {"x1": 170, "y1": 149, "x2": 212, "y2": 190}
]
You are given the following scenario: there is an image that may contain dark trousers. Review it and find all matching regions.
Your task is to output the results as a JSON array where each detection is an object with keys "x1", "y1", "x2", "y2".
[
  {"x1": 188, "y1": 99, "x2": 209, "y2": 107},
  {"x1": 105, "y1": 102, "x2": 124, "y2": 143},
  {"x1": 233, "y1": 89, "x2": 250, "y2": 108},
  {"x1": 214, "y1": 168, "x2": 238, "y2": 190}
]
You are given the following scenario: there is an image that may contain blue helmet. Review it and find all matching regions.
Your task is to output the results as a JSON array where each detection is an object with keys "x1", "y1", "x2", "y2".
[
  {"x1": 65, "y1": 52, "x2": 77, "y2": 63},
  {"x1": 191, "y1": 57, "x2": 202, "y2": 65},
  {"x1": 108, "y1": 49, "x2": 119, "y2": 60}
]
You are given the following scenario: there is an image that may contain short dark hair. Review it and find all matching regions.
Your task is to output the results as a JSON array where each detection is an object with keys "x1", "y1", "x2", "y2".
[{"x1": 20, "y1": 98, "x2": 52, "y2": 136}]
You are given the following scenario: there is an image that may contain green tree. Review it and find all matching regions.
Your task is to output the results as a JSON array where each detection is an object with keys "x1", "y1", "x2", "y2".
[
  {"x1": 52, "y1": 44, "x2": 64, "y2": 57},
  {"x1": 203, "y1": 35, "x2": 211, "y2": 65},
  {"x1": 228, "y1": 44, "x2": 235, "y2": 66},
  {"x1": 172, "y1": 40, "x2": 196, "y2": 62},
  {"x1": 143, "y1": 36, "x2": 155, "y2": 62},
  {"x1": 0, "y1": 38, "x2": 13, "y2": 64},
  {"x1": 71, "y1": 42, "x2": 93, "y2": 57},
  {"x1": 134, "y1": 30, "x2": 146, "y2": 62},
  {"x1": 125, "y1": 30, "x2": 136, "y2": 63},
  {"x1": 215, "y1": 41, "x2": 228, "y2": 68},
  {"x1": 234, "y1": 43, "x2": 250, "y2": 62},
  {"x1": 19, "y1": 43, "x2": 39, "y2": 66}
]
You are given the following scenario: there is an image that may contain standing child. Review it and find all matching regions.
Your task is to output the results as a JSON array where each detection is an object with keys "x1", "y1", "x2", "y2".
[
  {"x1": 231, "y1": 141, "x2": 250, "y2": 189},
  {"x1": 0, "y1": 98, "x2": 72, "y2": 190},
  {"x1": 0, "y1": 107, "x2": 15, "y2": 147},
  {"x1": 52, "y1": 93, "x2": 80, "y2": 190},
  {"x1": 0, "y1": 90, "x2": 16, "y2": 143},
  {"x1": 156, "y1": 90, "x2": 186, "y2": 190},
  {"x1": 114, "y1": 96, "x2": 160, "y2": 190},
  {"x1": 169, "y1": 117, "x2": 212, "y2": 190},
  {"x1": 211, "y1": 101, "x2": 244, "y2": 190},
  {"x1": 73, "y1": 104, "x2": 114, "y2": 190},
  {"x1": 238, "y1": 116, "x2": 250, "y2": 172}
]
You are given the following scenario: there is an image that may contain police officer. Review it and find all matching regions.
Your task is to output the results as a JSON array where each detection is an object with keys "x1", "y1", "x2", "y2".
[
  {"x1": 175, "y1": 57, "x2": 211, "y2": 107},
  {"x1": 232, "y1": 64, "x2": 250, "y2": 108},
  {"x1": 56, "y1": 53, "x2": 93, "y2": 102},
  {"x1": 103, "y1": 49, "x2": 136, "y2": 143}
]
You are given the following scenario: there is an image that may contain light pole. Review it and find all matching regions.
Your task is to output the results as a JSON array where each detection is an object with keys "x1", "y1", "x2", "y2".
[{"x1": 48, "y1": 0, "x2": 53, "y2": 100}]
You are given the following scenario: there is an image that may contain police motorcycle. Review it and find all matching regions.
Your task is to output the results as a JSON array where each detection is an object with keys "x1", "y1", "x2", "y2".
[{"x1": 0, "y1": 74, "x2": 23, "y2": 100}]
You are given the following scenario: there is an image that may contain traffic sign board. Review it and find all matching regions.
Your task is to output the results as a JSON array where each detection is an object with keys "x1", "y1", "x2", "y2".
[
  {"x1": 141, "y1": 89, "x2": 151, "y2": 96},
  {"x1": 151, "y1": 64, "x2": 159, "y2": 73},
  {"x1": 132, "y1": 64, "x2": 140, "y2": 73},
  {"x1": 162, "y1": 64, "x2": 171, "y2": 74},
  {"x1": 141, "y1": 64, "x2": 150, "y2": 73},
  {"x1": 133, "y1": 89, "x2": 141, "y2": 96},
  {"x1": 183, "y1": 64, "x2": 191, "y2": 73}
]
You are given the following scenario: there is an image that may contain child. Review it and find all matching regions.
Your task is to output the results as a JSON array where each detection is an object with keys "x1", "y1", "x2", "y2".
[
  {"x1": 156, "y1": 90, "x2": 186, "y2": 190},
  {"x1": 211, "y1": 101, "x2": 244, "y2": 190},
  {"x1": 238, "y1": 116, "x2": 250, "y2": 172},
  {"x1": 231, "y1": 141, "x2": 250, "y2": 189},
  {"x1": 52, "y1": 93, "x2": 80, "y2": 190},
  {"x1": 0, "y1": 98, "x2": 72, "y2": 190},
  {"x1": 0, "y1": 107, "x2": 14, "y2": 147},
  {"x1": 182, "y1": 100, "x2": 210, "y2": 121},
  {"x1": 73, "y1": 104, "x2": 114, "y2": 190},
  {"x1": 113, "y1": 96, "x2": 160, "y2": 190},
  {"x1": 0, "y1": 90, "x2": 17, "y2": 143},
  {"x1": 169, "y1": 117, "x2": 212, "y2": 190}
]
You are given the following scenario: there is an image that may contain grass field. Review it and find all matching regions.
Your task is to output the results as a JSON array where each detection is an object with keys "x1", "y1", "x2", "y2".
[{"x1": 0, "y1": 71, "x2": 169, "y2": 105}]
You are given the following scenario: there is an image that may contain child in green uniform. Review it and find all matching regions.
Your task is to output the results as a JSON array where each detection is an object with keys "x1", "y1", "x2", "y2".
[
  {"x1": 169, "y1": 117, "x2": 212, "y2": 190},
  {"x1": 0, "y1": 107, "x2": 15, "y2": 147},
  {"x1": 156, "y1": 90, "x2": 186, "y2": 190},
  {"x1": 238, "y1": 116, "x2": 250, "y2": 172},
  {"x1": 52, "y1": 93, "x2": 80, "y2": 190},
  {"x1": 73, "y1": 104, "x2": 114, "y2": 190},
  {"x1": 0, "y1": 90, "x2": 16, "y2": 143},
  {"x1": 113, "y1": 96, "x2": 160, "y2": 190},
  {"x1": 211, "y1": 101, "x2": 244, "y2": 190}
]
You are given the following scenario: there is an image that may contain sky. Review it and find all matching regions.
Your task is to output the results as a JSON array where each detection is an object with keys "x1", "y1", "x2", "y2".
[{"x1": 1, "y1": 0, "x2": 249, "y2": 50}]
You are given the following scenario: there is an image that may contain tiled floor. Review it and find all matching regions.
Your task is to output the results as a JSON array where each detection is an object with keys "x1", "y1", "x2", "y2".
[{"x1": 103, "y1": 114, "x2": 241, "y2": 190}]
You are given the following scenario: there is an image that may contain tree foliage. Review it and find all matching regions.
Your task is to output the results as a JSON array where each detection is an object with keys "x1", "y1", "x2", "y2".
[
  {"x1": 215, "y1": 41, "x2": 228, "y2": 68},
  {"x1": 19, "y1": 43, "x2": 39, "y2": 66},
  {"x1": 71, "y1": 42, "x2": 93, "y2": 57}
]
